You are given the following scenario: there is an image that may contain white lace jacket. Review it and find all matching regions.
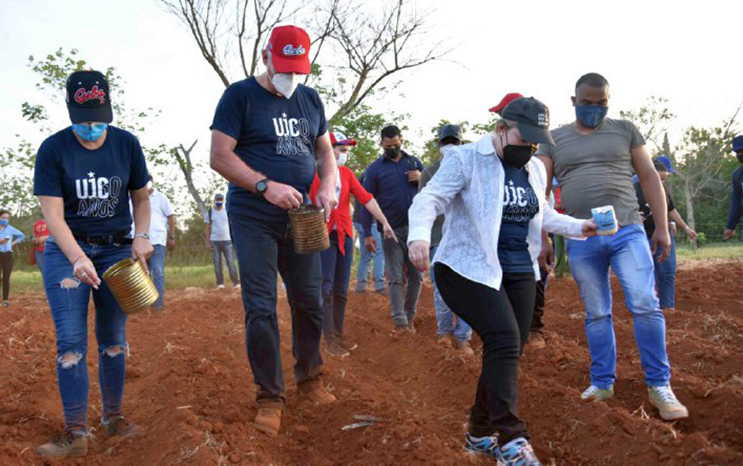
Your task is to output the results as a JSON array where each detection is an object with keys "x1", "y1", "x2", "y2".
[{"x1": 408, "y1": 134, "x2": 586, "y2": 291}]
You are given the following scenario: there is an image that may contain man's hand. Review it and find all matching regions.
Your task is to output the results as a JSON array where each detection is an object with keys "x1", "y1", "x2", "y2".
[
  {"x1": 206, "y1": 241, "x2": 213, "y2": 250},
  {"x1": 382, "y1": 223, "x2": 398, "y2": 243},
  {"x1": 132, "y1": 237, "x2": 154, "y2": 273},
  {"x1": 408, "y1": 240, "x2": 431, "y2": 272},
  {"x1": 538, "y1": 236, "x2": 555, "y2": 271},
  {"x1": 167, "y1": 238, "x2": 176, "y2": 251},
  {"x1": 406, "y1": 170, "x2": 421, "y2": 183},
  {"x1": 264, "y1": 181, "x2": 303, "y2": 210},
  {"x1": 651, "y1": 228, "x2": 671, "y2": 263},
  {"x1": 723, "y1": 228, "x2": 735, "y2": 241},
  {"x1": 364, "y1": 237, "x2": 377, "y2": 253},
  {"x1": 684, "y1": 227, "x2": 698, "y2": 241},
  {"x1": 0, "y1": 238, "x2": 8, "y2": 244},
  {"x1": 73, "y1": 255, "x2": 101, "y2": 289},
  {"x1": 314, "y1": 183, "x2": 338, "y2": 222},
  {"x1": 582, "y1": 219, "x2": 598, "y2": 237}
]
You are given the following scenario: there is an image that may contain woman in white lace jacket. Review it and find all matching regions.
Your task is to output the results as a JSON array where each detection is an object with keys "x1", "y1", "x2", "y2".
[{"x1": 407, "y1": 97, "x2": 596, "y2": 465}]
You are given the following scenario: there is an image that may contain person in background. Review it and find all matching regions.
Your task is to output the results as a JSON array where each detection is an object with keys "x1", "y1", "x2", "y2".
[
  {"x1": 33, "y1": 70, "x2": 153, "y2": 458},
  {"x1": 310, "y1": 131, "x2": 397, "y2": 357},
  {"x1": 204, "y1": 193, "x2": 239, "y2": 289},
  {"x1": 409, "y1": 97, "x2": 595, "y2": 465},
  {"x1": 537, "y1": 72, "x2": 688, "y2": 421},
  {"x1": 724, "y1": 135, "x2": 743, "y2": 240},
  {"x1": 419, "y1": 124, "x2": 473, "y2": 355},
  {"x1": 33, "y1": 216, "x2": 50, "y2": 272},
  {"x1": 360, "y1": 125, "x2": 425, "y2": 332},
  {"x1": 353, "y1": 182, "x2": 386, "y2": 294},
  {"x1": 209, "y1": 24, "x2": 338, "y2": 437},
  {"x1": 635, "y1": 157, "x2": 696, "y2": 312},
  {"x1": 145, "y1": 176, "x2": 177, "y2": 311},
  {"x1": 0, "y1": 209, "x2": 26, "y2": 307}
]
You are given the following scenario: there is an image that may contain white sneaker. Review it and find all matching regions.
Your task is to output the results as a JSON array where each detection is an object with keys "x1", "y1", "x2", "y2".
[
  {"x1": 217, "y1": 284, "x2": 225, "y2": 289},
  {"x1": 648, "y1": 385, "x2": 689, "y2": 420},
  {"x1": 581, "y1": 384, "x2": 614, "y2": 402},
  {"x1": 233, "y1": 284, "x2": 241, "y2": 289}
]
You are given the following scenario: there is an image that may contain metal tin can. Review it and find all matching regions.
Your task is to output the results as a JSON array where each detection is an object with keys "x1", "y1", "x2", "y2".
[
  {"x1": 288, "y1": 205, "x2": 330, "y2": 254},
  {"x1": 102, "y1": 258, "x2": 159, "y2": 314}
]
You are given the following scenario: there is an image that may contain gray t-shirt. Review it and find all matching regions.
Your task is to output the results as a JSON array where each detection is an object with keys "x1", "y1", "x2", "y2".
[
  {"x1": 538, "y1": 118, "x2": 644, "y2": 226},
  {"x1": 207, "y1": 207, "x2": 231, "y2": 241}
]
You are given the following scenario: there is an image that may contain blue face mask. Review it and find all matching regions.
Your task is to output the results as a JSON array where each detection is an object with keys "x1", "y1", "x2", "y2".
[
  {"x1": 72, "y1": 123, "x2": 108, "y2": 141},
  {"x1": 0, "y1": 219, "x2": 8, "y2": 227},
  {"x1": 575, "y1": 105, "x2": 608, "y2": 129},
  {"x1": 215, "y1": 202, "x2": 224, "y2": 207}
]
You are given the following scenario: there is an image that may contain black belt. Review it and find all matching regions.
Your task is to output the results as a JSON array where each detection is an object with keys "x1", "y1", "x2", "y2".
[{"x1": 72, "y1": 231, "x2": 132, "y2": 246}]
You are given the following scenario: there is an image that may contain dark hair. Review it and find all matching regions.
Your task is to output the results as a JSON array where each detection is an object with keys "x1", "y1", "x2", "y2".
[
  {"x1": 381, "y1": 125, "x2": 402, "y2": 140},
  {"x1": 0, "y1": 209, "x2": 10, "y2": 217},
  {"x1": 576, "y1": 72, "x2": 609, "y2": 91}
]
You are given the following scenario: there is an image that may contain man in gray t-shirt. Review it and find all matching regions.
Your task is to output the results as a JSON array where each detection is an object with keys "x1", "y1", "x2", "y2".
[
  {"x1": 205, "y1": 193, "x2": 239, "y2": 288},
  {"x1": 536, "y1": 72, "x2": 687, "y2": 422}
]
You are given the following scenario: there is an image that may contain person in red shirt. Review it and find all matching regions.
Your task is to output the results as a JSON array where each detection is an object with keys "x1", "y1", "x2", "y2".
[
  {"x1": 33, "y1": 218, "x2": 50, "y2": 271},
  {"x1": 310, "y1": 131, "x2": 397, "y2": 356}
]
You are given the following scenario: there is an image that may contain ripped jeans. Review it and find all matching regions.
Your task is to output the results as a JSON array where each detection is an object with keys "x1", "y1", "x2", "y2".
[{"x1": 42, "y1": 239, "x2": 131, "y2": 434}]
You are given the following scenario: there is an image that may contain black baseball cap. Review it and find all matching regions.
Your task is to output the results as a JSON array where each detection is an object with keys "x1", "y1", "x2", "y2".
[
  {"x1": 500, "y1": 97, "x2": 554, "y2": 145},
  {"x1": 438, "y1": 124, "x2": 463, "y2": 143},
  {"x1": 65, "y1": 70, "x2": 113, "y2": 124}
]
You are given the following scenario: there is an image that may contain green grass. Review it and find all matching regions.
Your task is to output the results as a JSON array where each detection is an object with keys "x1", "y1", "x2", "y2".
[{"x1": 8, "y1": 242, "x2": 741, "y2": 296}]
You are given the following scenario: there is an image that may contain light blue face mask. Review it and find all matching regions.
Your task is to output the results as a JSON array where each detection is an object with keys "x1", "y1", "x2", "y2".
[
  {"x1": 0, "y1": 219, "x2": 8, "y2": 227},
  {"x1": 72, "y1": 123, "x2": 108, "y2": 141}
]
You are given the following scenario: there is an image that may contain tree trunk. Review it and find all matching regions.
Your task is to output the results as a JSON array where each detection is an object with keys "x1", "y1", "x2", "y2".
[{"x1": 172, "y1": 140, "x2": 208, "y2": 218}]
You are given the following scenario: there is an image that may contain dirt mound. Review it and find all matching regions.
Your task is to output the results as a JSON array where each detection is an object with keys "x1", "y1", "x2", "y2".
[{"x1": 1, "y1": 262, "x2": 742, "y2": 465}]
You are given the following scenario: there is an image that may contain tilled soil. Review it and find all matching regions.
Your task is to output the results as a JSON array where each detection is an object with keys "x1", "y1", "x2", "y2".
[{"x1": 1, "y1": 261, "x2": 742, "y2": 465}]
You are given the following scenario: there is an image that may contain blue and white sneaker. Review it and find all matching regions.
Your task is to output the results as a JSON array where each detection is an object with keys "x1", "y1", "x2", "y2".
[
  {"x1": 498, "y1": 437, "x2": 542, "y2": 466},
  {"x1": 465, "y1": 433, "x2": 505, "y2": 464}
]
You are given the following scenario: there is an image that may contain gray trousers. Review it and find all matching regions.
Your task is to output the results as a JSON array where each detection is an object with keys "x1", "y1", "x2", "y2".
[
  {"x1": 382, "y1": 225, "x2": 422, "y2": 327},
  {"x1": 211, "y1": 240, "x2": 239, "y2": 286}
]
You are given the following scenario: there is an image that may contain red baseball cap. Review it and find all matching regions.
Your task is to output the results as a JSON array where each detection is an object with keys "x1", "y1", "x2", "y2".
[
  {"x1": 268, "y1": 25, "x2": 311, "y2": 74},
  {"x1": 330, "y1": 131, "x2": 357, "y2": 146},
  {"x1": 489, "y1": 92, "x2": 524, "y2": 115}
]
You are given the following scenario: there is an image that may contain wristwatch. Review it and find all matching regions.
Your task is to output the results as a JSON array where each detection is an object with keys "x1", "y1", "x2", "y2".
[
  {"x1": 134, "y1": 233, "x2": 150, "y2": 240},
  {"x1": 256, "y1": 178, "x2": 270, "y2": 197}
]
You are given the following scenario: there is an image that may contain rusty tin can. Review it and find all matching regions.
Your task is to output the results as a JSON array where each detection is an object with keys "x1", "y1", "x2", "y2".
[
  {"x1": 102, "y1": 258, "x2": 159, "y2": 314},
  {"x1": 288, "y1": 205, "x2": 330, "y2": 254}
]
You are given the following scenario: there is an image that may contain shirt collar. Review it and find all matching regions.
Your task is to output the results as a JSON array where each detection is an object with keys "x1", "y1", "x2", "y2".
[{"x1": 476, "y1": 134, "x2": 496, "y2": 156}]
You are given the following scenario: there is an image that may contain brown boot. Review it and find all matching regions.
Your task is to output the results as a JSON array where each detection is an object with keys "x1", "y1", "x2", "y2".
[
  {"x1": 254, "y1": 401, "x2": 283, "y2": 437},
  {"x1": 298, "y1": 378, "x2": 336, "y2": 404},
  {"x1": 36, "y1": 432, "x2": 88, "y2": 458},
  {"x1": 102, "y1": 415, "x2": 140, "y2": 437}
]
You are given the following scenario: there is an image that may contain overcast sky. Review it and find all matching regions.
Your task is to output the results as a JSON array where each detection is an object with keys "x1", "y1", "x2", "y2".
[{"x1": 2, "y1": 0, "x2": 742, "y2": 159}]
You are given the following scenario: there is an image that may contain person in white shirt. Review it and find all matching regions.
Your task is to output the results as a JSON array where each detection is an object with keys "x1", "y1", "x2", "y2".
[
  {"x1": 204, "y1": 193, "x2": 239, "y2": 288},
  {"x1": 146, "y1": 177, "x2": 176, "y2": 311},
  {"x1": 408, "y1": 97, "x2": 596, "y2": 465}
]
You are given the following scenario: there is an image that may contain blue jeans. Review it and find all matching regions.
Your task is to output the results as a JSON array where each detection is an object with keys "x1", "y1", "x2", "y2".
[
  {"x1": 320, "y1": 232, "x2": 354, "y2": 339},
  {"x1": 35, "y1": 249, "x2": 46, "y2": 273},
  {"x1": 653, "y1": 236, "x2": 676, "y2": 309},
  {"x1": 43, "y1": 239, "x2": 131, "y2": 434},
  {"x1": 148, "y1": 244, "x2": 166, "y2": 308},
  {"x1": 230, "y1": 214, "x2": 324, "y2": 402},
  {"x1": 354, "y1": 222, "x2": 384, "y2": 291},
  {"x1": 431, "y1": 246, "x2": 471, "y2": 342},
  {"x1": 567, "y1": 224, "x2": 671, "y2": 390}
]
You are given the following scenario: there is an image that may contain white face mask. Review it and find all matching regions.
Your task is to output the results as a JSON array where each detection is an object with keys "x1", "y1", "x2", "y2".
[
  {"x1": 337, "y1": 153, "x2": 348, "y2": 166},
  {"x1": 271, "y1": 72, "x2": 300, "y2": 99}
]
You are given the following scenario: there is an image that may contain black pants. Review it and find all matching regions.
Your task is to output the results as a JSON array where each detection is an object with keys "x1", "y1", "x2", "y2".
[
  {"x1": 434, "y1": 263, "x2": 536, "y2": 443},
  {"x1": 0, "y1": 252, "x2": 13, "y2": 301},
  {"x1": 230, "y1": 214, "x2": 324, "y2": 402},
  {"x1": 531, "y1": 266, "x2": 549, "y2": 333}
]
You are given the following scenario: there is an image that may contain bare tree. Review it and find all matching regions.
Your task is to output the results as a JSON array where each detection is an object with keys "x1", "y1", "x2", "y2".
[
  {"x1": 169, "y1": 140, "x2": 210, "y2": 217},
  {"x1": 160, "y1": 0, "x2": 447, "y2": 121}
]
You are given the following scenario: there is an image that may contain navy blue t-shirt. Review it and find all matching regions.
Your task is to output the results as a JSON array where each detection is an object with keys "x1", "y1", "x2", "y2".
[
  {"x1": 33, "y1": 126, "x2": 150, "y2": 236},
  {"x1": 498, "y1": 164, "x2": 539, "y2": 274},
  {"x1": 210, "y1": 77, "x2": 328, "y2": 221}
]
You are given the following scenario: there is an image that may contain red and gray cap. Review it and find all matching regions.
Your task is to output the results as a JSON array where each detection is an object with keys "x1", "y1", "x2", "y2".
[
  {"x1": 267, "y1": 25, "x2": 311, "y2": 74},
  {"x1": 330, "y1": 131, "x2": 357, "y2": 146},
  {"x1": 489, "y1": 92, "x2": 524, "y2": 115},
  {"x1": 500, "y1": 97, "x2": 554, "y2": 145},
  {"x1": 65, "y1": 70, "x2": 113, "y2": 124}
]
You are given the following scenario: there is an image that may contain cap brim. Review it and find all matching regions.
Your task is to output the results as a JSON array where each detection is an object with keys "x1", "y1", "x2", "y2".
[
  {"x1": 517, "y1": 122, "x2": 554, "y2": 145},
  {"x1": 68, "y1": 104, "x2": 113, "y2": 124},
  {"x1": 272, "y1": 55, "x2": 310, "y2": 74}
]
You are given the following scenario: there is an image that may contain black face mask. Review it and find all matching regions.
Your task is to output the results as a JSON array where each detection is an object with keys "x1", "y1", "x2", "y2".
[
  {"x1": 384, "y1": 147, "x2": 401, "y2": 159},
  {"x1": 500, "y1": 133, "x2": 534, "y2": 169},
  {"x1": 737, "y1": 152, "x2": 743, "y2": 164}
]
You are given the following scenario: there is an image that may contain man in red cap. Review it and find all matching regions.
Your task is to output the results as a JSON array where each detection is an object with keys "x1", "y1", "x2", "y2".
[{"x1": 210, "y1": 24, "x2": 338, "y2": 437}]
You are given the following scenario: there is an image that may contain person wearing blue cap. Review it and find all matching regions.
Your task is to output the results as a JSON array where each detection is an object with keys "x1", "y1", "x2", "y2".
[
  {"x1": 723, "y1": 135, "x2": 743, "y2": 240},
  {"x1": 634, "y1": 156, "x2": 697, "y2": 312}
]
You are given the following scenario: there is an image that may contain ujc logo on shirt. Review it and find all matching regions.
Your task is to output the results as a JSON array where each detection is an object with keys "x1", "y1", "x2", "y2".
[
  {"x1": 272, "y1": 113, "x2": 311, "y2": 157},
  {"x1": 282, "y1": 44, "x2": 306, "y2": 56},
  {"x1": 75, "y1": 172, "x2": 123, "y2": 218}
]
